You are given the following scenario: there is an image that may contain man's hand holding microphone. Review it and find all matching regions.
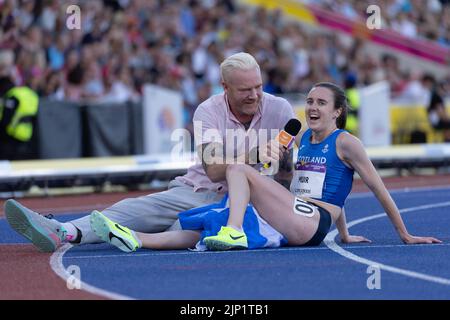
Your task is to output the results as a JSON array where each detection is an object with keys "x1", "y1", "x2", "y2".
[{"x1": 258, "y1": 119, "x2": 302, "y2": 175}]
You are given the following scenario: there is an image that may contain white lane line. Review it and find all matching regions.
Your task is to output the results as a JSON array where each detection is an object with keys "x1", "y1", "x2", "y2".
[
  {"x1": 49, "y1": 243, "x2": 134, "y2": 300},
  {"x1": 325, "y1": 201, "x2": 450, "y2": 286}
]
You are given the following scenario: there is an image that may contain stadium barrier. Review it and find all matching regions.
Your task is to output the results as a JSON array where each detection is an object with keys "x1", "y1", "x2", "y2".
[
  {"x1": 35, "y1": 98, "x2": 450, "y2": 155},
  {"x1": 36, "y1": 99, "x2": 143, "y2": 159}
]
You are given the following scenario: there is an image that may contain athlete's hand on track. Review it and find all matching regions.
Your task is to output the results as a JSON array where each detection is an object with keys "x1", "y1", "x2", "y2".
[
  {"x1": 341, "y1": 235, "x2": 372, "y2": 244},
  {"x1": 401, "y1": 234, "x2": 442, "y2": 244}
]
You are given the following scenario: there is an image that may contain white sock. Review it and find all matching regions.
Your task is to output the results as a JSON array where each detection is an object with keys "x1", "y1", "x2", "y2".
[
  {"x1": 130, "y1": 230, "x2": 143, "y2": 248},
  {"x1": 61, "y1": 222, "x2": 79, "y2": 242},
  {"x1": 227, "y1": 224, "x2": 244, "y2": 233}
]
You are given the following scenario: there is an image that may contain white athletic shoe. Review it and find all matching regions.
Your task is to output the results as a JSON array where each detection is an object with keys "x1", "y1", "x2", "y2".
[{"x1": 4, "y1": 199, "x2": 66, "y2": 252}]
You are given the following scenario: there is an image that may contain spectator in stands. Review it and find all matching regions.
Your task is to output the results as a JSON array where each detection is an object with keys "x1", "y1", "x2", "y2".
[
  {"x1": 379, "y1": 54, "x2": 406, "y2": 97},
  {"x1": 64, "y1": 63, "x2": 84, "y2": 102},
  {"x1": 39, "y1": 70, "x2": 64, "y2": 99},
  {"x1": 4, "y1": 52, "x2": 297, "y2": 253},
  {"x1": 397, "y1": 70, "x2": 432, "y2": 106},
  {"x1": 423, "y1": 74, "x2": 450, "y2": 142},
  {"x1": 101, "y1": 66, "x2": 137, "y2": 104},
  {"x1": 263, "y1": 68, "x2": 285, "y2": 94},
  {"x1": 391, "y1": 11, "x2": 418, "y2": 38}
]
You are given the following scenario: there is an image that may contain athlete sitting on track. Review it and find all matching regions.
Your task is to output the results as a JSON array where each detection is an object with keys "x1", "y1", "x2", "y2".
[{"x1": 87, "y1": 82, "x2": 442, "y2": 252}]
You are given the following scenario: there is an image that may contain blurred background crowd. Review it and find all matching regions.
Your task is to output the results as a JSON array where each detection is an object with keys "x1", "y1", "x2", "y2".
[
  {"x1": 1, "y1": 0, "x2": 450, "y2": 142},
  {"x1": 313, "y1": 0, "x2": 450, "y2": 45}
]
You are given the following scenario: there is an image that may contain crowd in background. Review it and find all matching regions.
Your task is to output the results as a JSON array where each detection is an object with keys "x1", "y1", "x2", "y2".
[
  {"x1": 1, "y1": 0, "x2": 449, "y2": 128},
  {"x1": 312, "y1": 0, "x2": 450, "y2": 46}
]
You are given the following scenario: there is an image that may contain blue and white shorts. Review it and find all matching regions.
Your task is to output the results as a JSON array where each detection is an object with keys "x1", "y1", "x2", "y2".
[{"x1": 178, "y1": 194, "x2": 287, "y2": 251}]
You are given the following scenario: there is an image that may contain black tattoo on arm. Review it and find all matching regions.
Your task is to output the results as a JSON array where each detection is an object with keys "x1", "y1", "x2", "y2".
[
  {"x1": 279, "y1": 148, "x2": 294, "y2": 173},
  {"x1": 275, "y1": 148, "x2": 294, "y2": 190},
  {"x1": 200, "y1": 142, "x2": 225, "y2": 172}
]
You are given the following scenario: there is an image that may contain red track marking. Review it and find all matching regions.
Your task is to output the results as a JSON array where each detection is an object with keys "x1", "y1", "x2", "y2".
[{"x1": 0, "y1": 244, "x2": 103, "y2": 300}]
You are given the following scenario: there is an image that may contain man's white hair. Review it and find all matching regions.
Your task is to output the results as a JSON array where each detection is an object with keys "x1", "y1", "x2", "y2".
[{"x1": 220, "y1": 52, "x2": 260, "y2": 82}]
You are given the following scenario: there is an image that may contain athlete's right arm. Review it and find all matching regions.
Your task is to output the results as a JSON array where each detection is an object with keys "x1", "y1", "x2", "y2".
[
  {"x1": 337, "y1": 133, "x2": 441, "y2": 244},
  {"x1": 335, "y1": 208, "x2": 371, "y2": 243}
]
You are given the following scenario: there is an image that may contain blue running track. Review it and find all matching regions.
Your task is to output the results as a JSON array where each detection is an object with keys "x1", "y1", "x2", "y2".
[{"x1": 1, "y1": 186, "x2": 449, "y2": 299}]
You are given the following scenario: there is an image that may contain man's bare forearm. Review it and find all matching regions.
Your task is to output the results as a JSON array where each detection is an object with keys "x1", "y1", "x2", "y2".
[
  {"x1": 200, "y1": 143, "x2": 260, "y2": 182},
  {"x1": 274, "y1": 173, "x2": 293, "y2": 190},
  {"x1": 274, "y1": 148, "x2": 293, "y2": 190},
  {"x1": 204, "y1": 164, "x2": 227, "y2": 182},
  {"x1": 201, "y1": 144, "x2": 293, "y2": 185}
]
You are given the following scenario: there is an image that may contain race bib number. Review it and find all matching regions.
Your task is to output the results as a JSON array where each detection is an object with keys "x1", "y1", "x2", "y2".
[
  {"x1": 293, "y1": 197, "x2": 316, "y2": 217},
  {"x1": 291, "y1": 162, "x2": 326, "y2": 198}
]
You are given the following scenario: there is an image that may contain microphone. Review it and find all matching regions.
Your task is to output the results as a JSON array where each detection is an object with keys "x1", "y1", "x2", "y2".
[
  {"x1": 261, "y1": 118, "x2": 302, "y2": 171},
  {"x1": 277, "y1": 118, "x2": 302, "y2": 149}
]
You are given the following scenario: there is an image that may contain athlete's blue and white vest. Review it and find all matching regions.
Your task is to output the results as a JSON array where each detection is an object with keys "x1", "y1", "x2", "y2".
[{"x1": 290, "y1": 129, "x2": 354, "y2": 208}]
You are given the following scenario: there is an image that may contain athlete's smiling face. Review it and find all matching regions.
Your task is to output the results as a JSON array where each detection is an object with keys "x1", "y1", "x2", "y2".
[
  {"x1": 222, "y1": 67, "x2": 263, "y2": 123},
  {"x1": 305, "y1": 86, "x2": 341, "y2": 132}
]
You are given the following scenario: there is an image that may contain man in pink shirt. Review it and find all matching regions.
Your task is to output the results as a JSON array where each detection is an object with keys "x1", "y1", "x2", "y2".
[{"x1": 4, "y1": 52, "x2": 296, "y2": 252}]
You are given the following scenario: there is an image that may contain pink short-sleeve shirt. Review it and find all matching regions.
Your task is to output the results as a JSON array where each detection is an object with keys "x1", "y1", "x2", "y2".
[{"x1": 176, "y1": 92, "x2": 295, "y2": 193}]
